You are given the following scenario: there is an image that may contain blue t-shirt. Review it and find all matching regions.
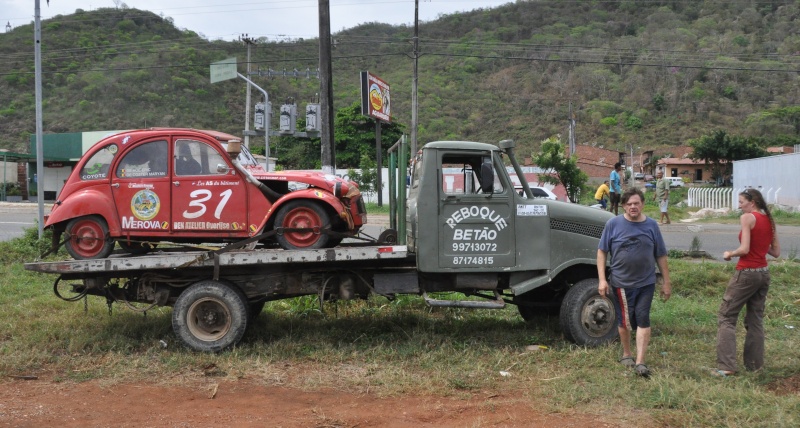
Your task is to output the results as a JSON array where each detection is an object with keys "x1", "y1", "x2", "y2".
[
  {"x1": 610, "y1": 170, "x2": 621, "y2": 193},
  {"x1": 598, "y1": 215, "x2": 667, "y2": 289}
]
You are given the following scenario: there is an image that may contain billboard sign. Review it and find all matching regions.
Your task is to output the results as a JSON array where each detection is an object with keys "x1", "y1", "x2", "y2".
[{"x1": 360, "y1": 71, "x2": 391, "y2": 123}]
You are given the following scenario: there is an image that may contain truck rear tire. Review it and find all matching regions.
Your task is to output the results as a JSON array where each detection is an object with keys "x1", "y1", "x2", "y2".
[
  {"x1": 559, "y1": 278, "x2": 618, "y2": 346},
  {"x1": 172, "y1": 280, "x2": 248, "y2": 352}
]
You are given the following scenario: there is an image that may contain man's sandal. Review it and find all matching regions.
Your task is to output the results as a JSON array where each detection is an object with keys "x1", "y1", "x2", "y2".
[
  {"x1": 710, "y1": 369, "x2": 735, "y2": 378},
  {"x1": 619, "y1": 356, "x2": 635, "y2": 368},
  {"x1": 634, "y1": 363, "x2": 651, "y2": 377}
]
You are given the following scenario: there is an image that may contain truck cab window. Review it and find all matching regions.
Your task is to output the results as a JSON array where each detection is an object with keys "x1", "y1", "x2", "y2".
[{"x1": 441, "y1": 153, "x2": 504, "y2": 195}]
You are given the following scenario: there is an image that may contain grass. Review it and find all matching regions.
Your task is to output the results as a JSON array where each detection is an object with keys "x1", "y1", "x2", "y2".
[{"x1": 2, "y1": 229, "x2": 800, "y2": 426}]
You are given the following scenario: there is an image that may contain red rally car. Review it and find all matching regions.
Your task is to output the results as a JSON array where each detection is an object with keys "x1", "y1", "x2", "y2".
[{"x1": 46, "y1": 128, "x2": 367, "y2": 260}]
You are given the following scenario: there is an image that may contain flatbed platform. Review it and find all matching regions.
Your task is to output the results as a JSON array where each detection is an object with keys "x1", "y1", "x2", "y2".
[{"x1": 24, "y1": 245, "x2": 412, "y2": 275}]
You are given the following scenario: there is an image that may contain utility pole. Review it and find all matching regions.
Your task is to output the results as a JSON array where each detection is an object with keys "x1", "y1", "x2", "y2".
[
  {"x1": 240, "y1": 34, "x2": 256, "y2": 149},
  {"x1": 34, "y1": 0, "x2": 44, "y2": 238},
  {"x1": 568, "y1": 100, "x2": 576, "y2": 156},
  {"x1": 319, "y1": 0, "x2": 335, "y2": 174},
  {"x1": 411, "y1": 0, "x2": 419, "y2": 155}
]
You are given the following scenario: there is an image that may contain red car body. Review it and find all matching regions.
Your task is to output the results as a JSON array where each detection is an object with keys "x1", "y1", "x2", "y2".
[{"x1": 46, "y1": 128, "x2": 366, "y2": 259}]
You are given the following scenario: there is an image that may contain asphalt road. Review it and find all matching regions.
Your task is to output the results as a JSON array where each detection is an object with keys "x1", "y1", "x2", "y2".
[{"x1": 2, "y1": 203, "x2": 798, "y2": 261}]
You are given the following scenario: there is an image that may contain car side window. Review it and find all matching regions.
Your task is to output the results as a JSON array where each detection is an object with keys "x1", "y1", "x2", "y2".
[
  {"x1": 115, "y1": 141, "x2": 168, "y2": 178},
  {"x1": 175, "y1": 139, "x2": 228, "y2": 176},
  {"x1": 80, "y1": 144, "x2": 118, "y2": 180}
]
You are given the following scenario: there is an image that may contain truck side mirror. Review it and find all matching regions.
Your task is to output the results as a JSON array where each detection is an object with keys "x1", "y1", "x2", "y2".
[{"x1": 480, "y1": 160, "x2": 494, "y2": 193}]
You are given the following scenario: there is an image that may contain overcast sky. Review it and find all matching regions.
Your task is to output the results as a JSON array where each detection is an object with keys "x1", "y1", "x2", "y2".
[{"x1": 2, "y1": 0, "x2": 511, "y2": 41}]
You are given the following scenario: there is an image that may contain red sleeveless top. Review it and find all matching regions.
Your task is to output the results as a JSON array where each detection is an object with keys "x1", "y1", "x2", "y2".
[{"x1": 737, "y1": 212, "x2": 772, "y2": 270}]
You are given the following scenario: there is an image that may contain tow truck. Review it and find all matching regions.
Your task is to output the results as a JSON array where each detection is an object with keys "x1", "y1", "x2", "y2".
[{"x1": 26, "y1": 137, "x2": 617, "y2": 352}]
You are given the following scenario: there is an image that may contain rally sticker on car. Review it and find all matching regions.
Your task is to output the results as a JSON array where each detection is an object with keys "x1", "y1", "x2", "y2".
[
  {"x1": 131, "y1": 189, "x2": 160, "y2": 220},
  {"x1": 516, "y1": 204, "x2": 548, "y2": 216}
]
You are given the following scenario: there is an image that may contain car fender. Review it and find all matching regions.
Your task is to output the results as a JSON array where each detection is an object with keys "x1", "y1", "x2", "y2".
[
  {"x1": 257, "y1": 188, "x2": 350, "y2": 233},
  {"x1": 46, "y1": 189, "x2": 121, "y2": 235}
]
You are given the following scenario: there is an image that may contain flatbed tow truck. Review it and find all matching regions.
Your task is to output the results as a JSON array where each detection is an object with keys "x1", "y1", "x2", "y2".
[{"x1": 26, "y1": 138, "x2": 617, "y2": 352}]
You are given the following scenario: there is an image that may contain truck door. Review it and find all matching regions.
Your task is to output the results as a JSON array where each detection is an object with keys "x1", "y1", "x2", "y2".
[
  {"x1": 170, "y1": 139, "x2": 249, "y2": 235},
  {"x1": 438, "y1": 151, "x2": 515, "y2": 269}
]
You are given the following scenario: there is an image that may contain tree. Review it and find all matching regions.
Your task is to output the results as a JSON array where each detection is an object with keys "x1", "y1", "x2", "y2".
[
  {"x1": 334, "y1": 101, "x2": 405, "y2": 169},
  {"x1": 347, "y1": 154, "x2": 380, "y2": 200},
  {"x1": 688, "y1": 130, "x2": 768, "y2": 183},
  {"x1": 532, "y1": 135, "x2": 588, "y2": 203}
]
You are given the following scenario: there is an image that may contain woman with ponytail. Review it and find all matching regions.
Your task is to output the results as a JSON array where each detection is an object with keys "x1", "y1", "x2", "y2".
[{"x1": 713, "y1": 188, "x2": 781, "y2": 377}]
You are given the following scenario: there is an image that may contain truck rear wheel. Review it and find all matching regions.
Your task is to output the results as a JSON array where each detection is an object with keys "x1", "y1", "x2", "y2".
[
  {"x1": 559, "y1": 278, "x2": 618, "y2": 346},
  {"x1": 274, "y1": 200, "x2": 331, "y2": 250},
  {"x1": 172, "y1": 280, "x2": 248, "y2": 352}
]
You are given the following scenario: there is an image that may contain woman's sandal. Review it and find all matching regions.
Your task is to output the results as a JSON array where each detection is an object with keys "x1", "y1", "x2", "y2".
[
  {"x1": 634, "y1": 363, "x2": 651, "y2": 377},
  {"x1": 619, "y1": 356, "x2": 636, "y2": 368}
]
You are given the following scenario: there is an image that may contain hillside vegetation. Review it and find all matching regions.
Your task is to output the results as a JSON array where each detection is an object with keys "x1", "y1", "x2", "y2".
[{"x1": 1, "y1": 1, "x2": 799, "y2": 168}]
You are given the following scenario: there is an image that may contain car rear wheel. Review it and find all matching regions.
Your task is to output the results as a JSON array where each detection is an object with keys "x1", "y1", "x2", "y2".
[
  {"x1": 274, "y1": 200, "x2": 331, "y2": 250},
  {"x1": 64, "y1": 215, "x2": 114, "y2": 260}
]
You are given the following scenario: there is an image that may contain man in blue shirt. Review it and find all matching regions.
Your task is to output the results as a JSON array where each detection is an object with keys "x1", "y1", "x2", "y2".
[
  {"x1": 597, "y1": 188, "x2": 673, "y2": 377},
  {"x1": 609, "y1": 162, "x2": 622, "y2": 215}
]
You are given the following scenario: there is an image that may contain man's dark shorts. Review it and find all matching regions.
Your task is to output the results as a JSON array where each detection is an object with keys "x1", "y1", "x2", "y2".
[
  {"x1": 610, "y1": 192, "x2": 620, "y2": 205},
  {"x1": 609, "y1": 283, "x2": 655, "y2": 331}
]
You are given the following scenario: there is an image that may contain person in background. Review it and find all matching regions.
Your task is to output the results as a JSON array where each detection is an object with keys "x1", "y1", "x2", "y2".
[
  {"x1": 653, "y1": 171, "x2": 671, "y2": 225},
  {"x1": 594, "y1": 180, "x2": 610, "y2": 209},
  {"x1": 597, "y1": 188, "x2": 672, "y2": 378},
  {"x1": 713, "y1": 188, "x2": 781, "y2": 377},
  {"x1": 609, "y1": 163, "x2": 622, "y2": 215}
]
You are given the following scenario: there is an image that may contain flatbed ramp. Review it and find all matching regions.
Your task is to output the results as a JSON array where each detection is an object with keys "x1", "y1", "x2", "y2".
[{"x1": 24, "y1": 245, "x2": 412, "y2": 275}]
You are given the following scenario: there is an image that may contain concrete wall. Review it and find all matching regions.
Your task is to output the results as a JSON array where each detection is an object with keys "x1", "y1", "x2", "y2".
[{"x1": 733, "y1": 153, "x2": 800, "y2": 210}]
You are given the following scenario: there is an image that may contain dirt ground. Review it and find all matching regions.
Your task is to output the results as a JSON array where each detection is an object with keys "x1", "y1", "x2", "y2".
[
  {"x1": 3, "y1": 373, "x2": 798, "y2": 427},
  {"x1": 0, "y1": 377, "x2": 622, "y2": 428}
]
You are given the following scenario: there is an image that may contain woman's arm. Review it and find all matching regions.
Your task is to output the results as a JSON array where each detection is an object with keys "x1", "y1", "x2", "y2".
[{"x1": 768, "y1": 232, "x2": 781, "y2": 258}]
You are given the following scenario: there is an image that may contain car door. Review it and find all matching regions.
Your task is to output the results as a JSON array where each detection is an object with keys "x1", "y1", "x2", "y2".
[
  {"x1": 170, "y1": 138, "x2": 249, "y2": 236},
  {"x1": 110, "y1": 139, "x2": 172, "y2": 236}
]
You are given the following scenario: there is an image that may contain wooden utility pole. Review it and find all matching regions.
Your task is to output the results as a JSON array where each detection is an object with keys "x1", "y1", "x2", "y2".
[{"x1": 319, "y1": 0, "x2": 335, "y2": 174}]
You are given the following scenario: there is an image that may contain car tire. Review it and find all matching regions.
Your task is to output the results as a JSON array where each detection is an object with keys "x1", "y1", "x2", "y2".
[
  {"x1": 64, "y1": 215, "x2": 114, "y2": 260},
  {"x1": 274, "y1": 200, "x2": 331, "y2": 250}
]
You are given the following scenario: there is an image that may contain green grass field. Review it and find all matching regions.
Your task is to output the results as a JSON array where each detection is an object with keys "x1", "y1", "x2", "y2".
[{"x1": 1, "y1": 223, "x2": 799, "y2": 426}]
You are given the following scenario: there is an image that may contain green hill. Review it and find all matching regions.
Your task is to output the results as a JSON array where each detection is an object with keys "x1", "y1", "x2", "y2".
[{"x1": 1, "y1": 2, "x2": 799, "y2": 169}]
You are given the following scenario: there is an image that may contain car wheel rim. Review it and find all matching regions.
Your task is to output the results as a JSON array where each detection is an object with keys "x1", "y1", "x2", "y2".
[
  {"x1": 282, "y1": 207, "x2": 321, "y2": 247},
  {"x1": 70, "y1": 220, "x2": 106, "y2": 258}
]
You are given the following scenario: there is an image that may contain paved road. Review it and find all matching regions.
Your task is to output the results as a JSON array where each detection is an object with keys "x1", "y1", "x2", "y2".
[{"x1": 2, "y1": 204, "x2": 797, "y2": 260}]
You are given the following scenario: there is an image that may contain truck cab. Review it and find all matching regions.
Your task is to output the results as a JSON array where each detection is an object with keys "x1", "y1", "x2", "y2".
[{"x1": 405, "y1": 140, "x2": 616, "y2": 345}]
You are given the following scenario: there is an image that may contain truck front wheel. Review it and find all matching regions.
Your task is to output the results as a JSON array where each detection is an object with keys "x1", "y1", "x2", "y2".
[
  {"x1": 559, "y1": 278, "x2": 618, "y2": 346},
  {"x1": 172, "y1": 280, "x2": 248, "y2": 352}
]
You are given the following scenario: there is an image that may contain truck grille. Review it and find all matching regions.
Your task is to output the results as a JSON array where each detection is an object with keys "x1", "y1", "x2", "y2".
[{"x1": 550, "y1": 218, "x2": 605, "y2": 239}]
